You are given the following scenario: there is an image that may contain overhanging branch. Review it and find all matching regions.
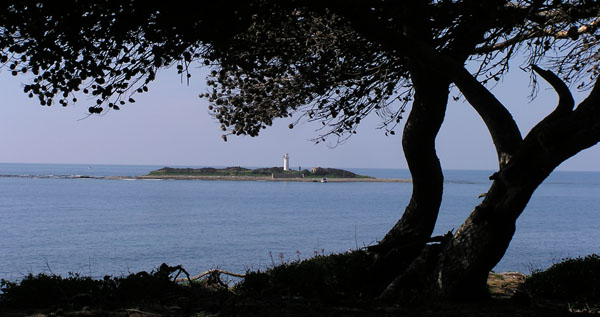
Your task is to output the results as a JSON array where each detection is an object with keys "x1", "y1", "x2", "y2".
[
  {"x1": 473, "y1": 31, "x2": 538, "y2": 54},
  {"x1": 531, "y1": 65, "x2": 574, "y2": 116}
]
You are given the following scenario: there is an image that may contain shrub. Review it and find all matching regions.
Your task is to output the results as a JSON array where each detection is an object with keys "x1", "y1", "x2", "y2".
[
  {"x1": 238, "y1": 250, "x2": 379, "y2": 302},
  {"x1": 0, "y1": 263, "x2": 209, "y2": 309},
  {"x1": 520, "y1": 254, "x2": 600, "y2": 300}
]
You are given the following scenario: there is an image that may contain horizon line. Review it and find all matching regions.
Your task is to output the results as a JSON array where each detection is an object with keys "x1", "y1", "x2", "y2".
[{"x1": 0, "y1": 161, "x2": 598, "y2": 173}]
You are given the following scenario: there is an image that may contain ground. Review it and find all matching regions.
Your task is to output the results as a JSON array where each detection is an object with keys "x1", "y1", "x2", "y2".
[{"x1": 2, "y1": 271, "x2": 598, "y2": 316}]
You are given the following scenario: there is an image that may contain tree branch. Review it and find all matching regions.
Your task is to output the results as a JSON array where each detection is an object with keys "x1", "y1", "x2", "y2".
[
  {"x1": 542, "y1": 17, "x2": 600, "y2": 39},
  {"x1": 474, "y1": 7, "x2": 600, "y2": 54},
  {"x1": 531, "y1": 65, "x2": 574, "y2": 116},
  {"x1": 473, "y1": 31, "x2": 538, "y2": 54},
  {"x1": 411, "y1": 43, "x2": 523, "y2": 167},
  {"x1": 449, "y1": 66, "x2": 523, "y2": 166}
]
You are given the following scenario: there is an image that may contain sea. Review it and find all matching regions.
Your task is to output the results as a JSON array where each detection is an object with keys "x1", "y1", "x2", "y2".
[{"x1": 1, "y1": 163, "x2": 599, "y2": 282}]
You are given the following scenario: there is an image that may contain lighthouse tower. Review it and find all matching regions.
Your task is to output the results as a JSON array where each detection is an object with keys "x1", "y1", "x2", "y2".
[{"x1": 283, "y1": 153, "x2": 290, "y2": 171}]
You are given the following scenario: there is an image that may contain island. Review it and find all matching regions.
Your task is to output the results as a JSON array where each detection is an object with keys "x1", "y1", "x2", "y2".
[
  {"x1": 131, "y1": 166, "x2": 410, "y2": 183},
  {"x1": 0, "y1": 166, "x2": 410, "y2": 182}
]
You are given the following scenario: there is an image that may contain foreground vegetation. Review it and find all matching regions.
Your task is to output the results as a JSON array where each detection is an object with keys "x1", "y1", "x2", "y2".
[
  {"x1": 147, "y1": 166, "x2": 372, "y2": 179},
  {"x1": 2, "y1": 253, "x2": 600, "y2": 316}
]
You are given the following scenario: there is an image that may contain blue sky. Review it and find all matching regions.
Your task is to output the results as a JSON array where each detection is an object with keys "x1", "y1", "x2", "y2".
[{"x1": 0, "y1": 63, "x2": 598, "y2": 171}]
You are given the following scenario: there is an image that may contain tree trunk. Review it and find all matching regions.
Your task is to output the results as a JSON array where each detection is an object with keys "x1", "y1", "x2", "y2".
[
  {"x1": 434, "y1": 163, "x2": 544, "y2": 298},
  {"x1": 368, "y1": 64, "x2": 449, "y2": 287},
  {"x1": 372, "y1": 69, "x2": 448, "y2": 249}
]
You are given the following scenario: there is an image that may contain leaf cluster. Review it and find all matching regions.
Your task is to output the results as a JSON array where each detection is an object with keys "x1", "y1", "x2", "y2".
[
  {"x1": 0, "y1": 1, "x2": 249, "y2": 113},
  {"x1": 1, "y1": 0, "x2": 600, "y2": 141},
  {"x1": 204, "y1": 4, "x2": 410, "y2": 142}
]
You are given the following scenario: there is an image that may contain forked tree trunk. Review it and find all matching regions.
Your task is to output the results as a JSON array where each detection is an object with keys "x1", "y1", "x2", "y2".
[
  {"x1": 435, "y1": 76, "x2": 600, "y2": 298},
  {"x1": 378, "y1": 65, "x2": 600, "y2": 301}
]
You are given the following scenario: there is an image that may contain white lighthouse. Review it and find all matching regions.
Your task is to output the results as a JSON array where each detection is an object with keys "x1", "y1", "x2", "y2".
[{"x1": 283, "y1": 153, "x2": 290, "y2": 171}]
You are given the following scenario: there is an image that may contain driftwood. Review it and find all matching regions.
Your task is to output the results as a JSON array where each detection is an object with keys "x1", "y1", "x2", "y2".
[
  {"x1": 174, "y1": 269, "x2": 246, "y2": 283},
  {"x1": 118, "y1": 308, "x2": 162, "y2": 316}
]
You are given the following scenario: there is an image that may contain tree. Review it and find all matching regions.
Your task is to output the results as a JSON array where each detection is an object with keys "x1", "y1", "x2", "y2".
[{"x1": 2, "y1": 0, "x2": 600, "y2": 300}]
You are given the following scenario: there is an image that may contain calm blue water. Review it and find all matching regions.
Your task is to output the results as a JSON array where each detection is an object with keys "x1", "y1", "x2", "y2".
[{"x1": 1, "y1": 163, "x2": 599, "y2": 282}]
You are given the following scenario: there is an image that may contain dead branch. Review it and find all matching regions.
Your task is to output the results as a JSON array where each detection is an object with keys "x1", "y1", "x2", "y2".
[
  {"x1": 175, "y1": 269, "x2": 246, "y2": 283},
  {"x1": 118, "y1": 309, "x2": 162, "y2": 316},
  {"x1": 543, "y1": 17, "x2": 600, "y2": 39},
  {"x1": 474, "y1": 16, "x2": 600, "y2": 54},
  {"x1": 171, "y1": 265, "x2": 193, "y2": 284}
]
